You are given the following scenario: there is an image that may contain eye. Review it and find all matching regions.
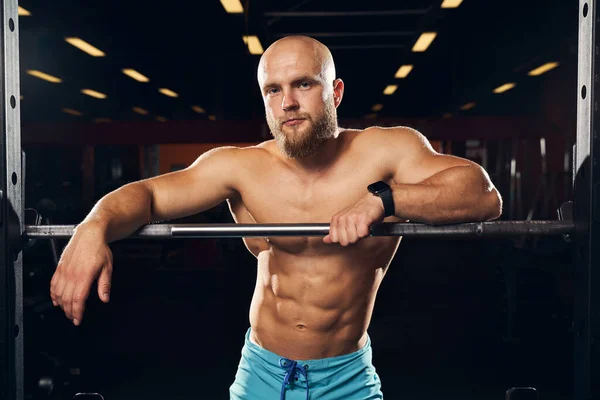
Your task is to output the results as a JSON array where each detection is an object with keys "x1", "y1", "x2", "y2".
[
  {"x1": 299, "y1": 81, "x2": 311, "y2": 89},
  {"x1": 267, "y1": 88, "x2": 279, "y2": 95}
]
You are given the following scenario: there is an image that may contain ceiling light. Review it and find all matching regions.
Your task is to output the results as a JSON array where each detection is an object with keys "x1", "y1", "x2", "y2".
[
  {"x1": 412, "y1": 32, "x2": 437, "y2": 52},
  {"x1": 383, "y1": 85, "x2": 398, "y2": 95},
  {"x1": 528, "y1": 62, "x2": 560, "y2": 76},
  {"x1": 442, "y1": 113, "x2": 453, "y2": 119},
  {"x1": 81, "y1": 89, "x2": 107, "y2": 99},
  {"x1": 65, "y1": 37, "x2": 105, "y2": 57},
  {"x1": 192, "y1": 105, "x2": 206, "y2": 114},
  {"x1": 220, "y1": 0, "x2": 243, "y2": 13},
  {"x1": 365, "y1": 113, "x2": 378, "y2": 119},
  {"x1": 94, "y1": 118, "x2": 112, "y2": 123},
  {"x1": 27, "y1": 70, "x2": 62, "y2": 83},
  {"x1": 62, "y1": 108, "x2": 82, "y2": 116},
  {"x1": 133, "y1": 107, "x2": 149, "y2": 115},
  {"x1": 493, "y1": 83, "x2": 516, "y2": 94},
  {"x1": 441, "y1": 0, "x2": 464, "y2": 8},
  {"x1": 159, "y1": 88, "x2": 179, "y2": 98},
  {"x1": 155, "y1": 116, "x2": 167, "y2": 122},
  {"x1": 122, "y1": 69, "x2": 150, "y2": 82},
  {"x1": 208, "y1": 115, "x2": 216, "y2": 121},
  {"x1": 394, "y1": 65, "x2": 413, "y2": 78},
  {"x1": 18, "y1": 6, "x2": 31, "y2": 16},
  {"x1": 460, "y1": 102, "x2": 476, "y2": 111},
  {"x1": 243, "y1": 36, "x2": 264, "y2": 55},
  {"x1": 372, "y1": 104, "x2": 384, "y2": 112}
]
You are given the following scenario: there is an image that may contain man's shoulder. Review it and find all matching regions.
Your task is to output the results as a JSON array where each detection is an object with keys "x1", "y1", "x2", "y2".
[
  {"x1": 208, "y1": 141, "x2": 275, "y2": 160},
  {"x1": 349, "y1": 125, "x2": 427, "y2": 149}
]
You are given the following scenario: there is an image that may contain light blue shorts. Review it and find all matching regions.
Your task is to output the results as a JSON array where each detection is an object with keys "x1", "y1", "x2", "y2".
[{"x1": 229, "y1": 328, "x2": 383, "y2": 400}]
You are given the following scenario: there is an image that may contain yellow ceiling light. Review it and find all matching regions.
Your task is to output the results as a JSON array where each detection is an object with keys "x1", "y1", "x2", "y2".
[
  {"x1": 155, "y1": 116, "x2": 167, "y2": 122},
  {"x1": 81, "y1": 89, "x2": 107, "y2": 99},
  {"x1": 365, "y1": 113, "x2": 378, "y2": 119},
  {"x1": 528, "y1": 62, "x2": 560, "y2": 76},
  {"x1": 460, "y1": 102, "x2": 477, "y2": 111},
  {"x1": 441, "y1": 0, "x2": 464, "y2": 8},
  {"x1": 132, "y1": 107, "x2": 149, "y2": 115},
  {"x1": 493, "y1": 83, "x2": 516, "y2": 94},
  {"x1": 394, "y1": 65, "x2": 413, "y2": 78},
  {"x1": 243, "y1": 35, "x2": 264, "y2": 55},
  {"x1": 192, "y1": 105, "x2": 206, "y2": 114},
  {"x1": 412, "y1": 32, "x2": 437, "y2": 52},
  {"x1": 65, "y1": 37, "x2": 105, "y2": 57},
  {"x1": 442, "y1": 112, "x2": 453, "y2": 119},
  {"x1": 18, "y1": 6, "x2": 31, "y2": 16},
  {"x1": 159, "y1": 88, "x2": 179, "y2": 98},
  {"x1": 27, "y1": 70, "x2": 62, "y2": 83},
  {"x1": 220, "y1": 0, "x2": 244, "y2": 13},
  {"x1": 122, "y1": 69, "x2": 150, "y2": 82},
  {"x1": 383, "y1": 85, "x2": 398, "y2": 95},
  {"x1": 208, "y1": 115, "x2": 216, "y2": 121},
  {"x1": 372, "y1": 104, "x2": 384, "y2": 112},
  {"x1": 62, "y1": 108, "x2": 82, "y2": 116},
  {"x1": 94, "y1": 118, "x2": 112, "y2": 123}
]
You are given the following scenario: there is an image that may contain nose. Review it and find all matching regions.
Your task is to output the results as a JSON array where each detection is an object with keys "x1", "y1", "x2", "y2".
[{"x1": 281, "y1": 89, "x2": 299, "y2": 111}]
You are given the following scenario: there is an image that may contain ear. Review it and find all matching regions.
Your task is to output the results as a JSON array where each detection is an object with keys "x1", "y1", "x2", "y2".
[{"x1": 332, "y1": 79, "x2": 345, "y2": 108}]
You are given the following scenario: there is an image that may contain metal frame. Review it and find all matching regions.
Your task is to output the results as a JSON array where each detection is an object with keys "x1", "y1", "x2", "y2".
[
  {"x1": 0, "y1": 0, "x2": 23, "y2": 399},
  {"x1": 574, "y1": 1, "x2": 600, "y2": 399},
  {"x1": 264, "y1": 10, "x2": 429, "y2": 18}
]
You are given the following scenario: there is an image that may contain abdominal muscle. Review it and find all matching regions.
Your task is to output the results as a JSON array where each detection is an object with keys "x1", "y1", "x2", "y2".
[{"x1": 247, "y1": 237, "x2": 398, "y2": 360}]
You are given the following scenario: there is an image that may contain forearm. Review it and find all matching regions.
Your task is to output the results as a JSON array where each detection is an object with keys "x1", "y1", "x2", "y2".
[
  {"x1": 392, "y1": 166, "x2": 502, "y2": 225},
  {"x1": 79, "y1": 182, "x2": 154, "y2": 243}
]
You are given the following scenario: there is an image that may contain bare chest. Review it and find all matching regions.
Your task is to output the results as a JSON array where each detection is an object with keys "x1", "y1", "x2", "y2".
[{"x1": 229, "y1": 156, "x2": 394, "y2": 254}]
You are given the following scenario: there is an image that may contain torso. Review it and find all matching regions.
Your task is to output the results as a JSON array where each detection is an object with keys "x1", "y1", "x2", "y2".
[{"x1": 227, "y1": 129, "x2": 403, "y2": 360}]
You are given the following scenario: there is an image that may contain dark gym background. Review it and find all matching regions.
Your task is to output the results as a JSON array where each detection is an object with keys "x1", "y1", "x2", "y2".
[{"x1": 18, "y1": 0, "x2": 577, "y2": 399}]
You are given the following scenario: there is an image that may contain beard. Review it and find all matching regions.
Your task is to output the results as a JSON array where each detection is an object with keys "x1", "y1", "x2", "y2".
[{"x1": 266, "y1": 100, "x2": 338, "y2": 159}]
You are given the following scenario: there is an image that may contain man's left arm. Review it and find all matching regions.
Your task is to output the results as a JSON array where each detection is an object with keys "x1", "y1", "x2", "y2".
[
  {"x1": 388, "y1": 128, "x2": 502, "y2": 225},
  {"x1": 324, "y1": 127, "x2": 503, "y2": 246}
]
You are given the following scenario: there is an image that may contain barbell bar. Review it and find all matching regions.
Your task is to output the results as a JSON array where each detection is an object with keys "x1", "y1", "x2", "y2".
[{"x1": 23, "y1": 220, "x2": 574, "y2": 239}]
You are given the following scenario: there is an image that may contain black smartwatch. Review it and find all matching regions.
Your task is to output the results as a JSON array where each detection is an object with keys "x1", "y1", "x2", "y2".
[{"x1": 367, "y1": 181, "x2": 395, "y2": 217}]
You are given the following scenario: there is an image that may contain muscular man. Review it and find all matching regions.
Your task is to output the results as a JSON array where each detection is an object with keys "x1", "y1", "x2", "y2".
[{"x1": 50, "y1": 36, "x2": 502, "y2": 399}]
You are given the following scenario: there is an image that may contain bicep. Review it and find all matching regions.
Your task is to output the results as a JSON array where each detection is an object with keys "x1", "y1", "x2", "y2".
[
  {"x1": 389, "y1": 128, "x2": 474, "y2": 184},
  {"x1": 144, "y1": 146, "x2": 241, "y2": 221}
]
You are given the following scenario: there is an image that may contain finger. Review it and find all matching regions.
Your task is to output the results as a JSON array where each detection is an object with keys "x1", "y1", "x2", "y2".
[
  {"x1": 97, "y1": 264, "x2": 112, "y2": 303},
  {"x1": 61, "y1": 281, "x2": 76, "y2": 321},
  {"x1": 346, "y1": 215, "x2": 359, "y2": 244},
  {"x1": 72, "y1": 277, "x2": 94, "y2": 326},
  {"x1": 323, "y1": 235, "x2": 332, "y2": 244},
  {"x1": 53, "y1": 269, "x2": 69, "y2": 308},
  {"x1": 329, "y1": 216, "x2": 339, "y2": 243},
  {"x1": 357, "y1": 222, "x2": 371, "y2": 238},
  {"x1": 50, "y1": 269, "x2": 62, "y2": 306},
  {"x1": 338, "y1": 217, "x2": 349, "y2": 246}
]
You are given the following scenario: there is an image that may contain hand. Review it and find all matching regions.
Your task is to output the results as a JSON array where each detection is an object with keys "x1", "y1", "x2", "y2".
[
  {"x1": 50, "y1": 223, "x2": 113, "y2": 326},
  {"x1": 323, "y1": 193, "x2": 386, "y2": 246}
]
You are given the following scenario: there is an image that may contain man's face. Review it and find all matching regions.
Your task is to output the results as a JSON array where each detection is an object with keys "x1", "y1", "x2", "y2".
[{"x1": 260, "y1": 50, "x2": 338, "y2": 158}]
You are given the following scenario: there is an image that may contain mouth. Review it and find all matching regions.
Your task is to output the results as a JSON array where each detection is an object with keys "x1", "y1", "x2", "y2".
[{"x1": 283, "y1": 118, "x2": 306, "y2": 127}]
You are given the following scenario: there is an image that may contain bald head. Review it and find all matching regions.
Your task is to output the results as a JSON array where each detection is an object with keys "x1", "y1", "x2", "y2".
[{"x1": 257, "y1": 36, "x2": 336, "y2": 92}]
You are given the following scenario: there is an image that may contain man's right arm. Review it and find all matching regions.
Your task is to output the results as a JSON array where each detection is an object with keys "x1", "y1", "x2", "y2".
[
  {"x1": 79, "y1": 146, "x2": 242, "y2": 242},
  {"x1": 51, "y1": 146, "x2": 243, "y2": 325}
]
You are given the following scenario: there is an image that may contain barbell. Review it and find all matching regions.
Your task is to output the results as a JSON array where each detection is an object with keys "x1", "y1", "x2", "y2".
[{"x1": 23, "y1": 220, "x2": 575, "y2": 240}]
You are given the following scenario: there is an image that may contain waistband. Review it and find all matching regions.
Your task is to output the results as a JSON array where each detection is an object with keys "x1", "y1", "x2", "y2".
[{"x1": 244, "y1": 327, "x2": 372, "y2": 371}]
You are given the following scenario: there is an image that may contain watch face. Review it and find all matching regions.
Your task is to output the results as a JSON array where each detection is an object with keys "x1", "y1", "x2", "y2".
[{"x1": 368, "y1": 181, "x2": 389, "y2": 193}]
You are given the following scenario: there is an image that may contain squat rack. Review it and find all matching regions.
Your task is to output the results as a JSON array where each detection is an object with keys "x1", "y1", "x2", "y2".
[{"x1": 1, "y1": 1, "x2": 599, "y2": 399}]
